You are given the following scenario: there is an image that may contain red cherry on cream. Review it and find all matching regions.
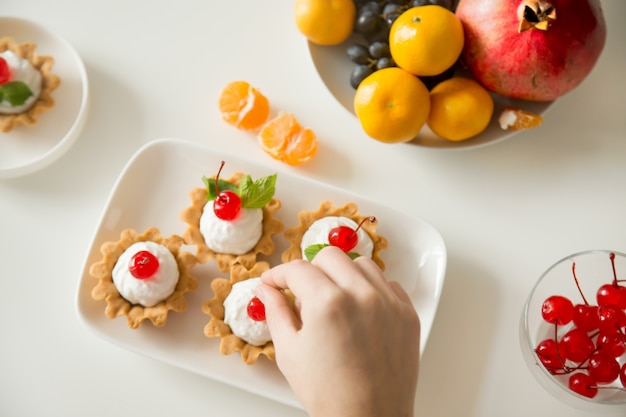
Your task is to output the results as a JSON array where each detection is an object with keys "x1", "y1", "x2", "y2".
[
  {"x1": 0, "y1": 57, "x2": 10, "y2": 85},
  {"x1": 328, "y1": 216, "x2": 376, "y2": 253},
  {"x1": 247, "y1": 296, "x2": 266, "y2": 321},
  {"x1": 213, "y1": 161, "x2": 241, "y2": 221},
  {"x1": 129, "y1": 250, "x2": 159, "y2": 279}
]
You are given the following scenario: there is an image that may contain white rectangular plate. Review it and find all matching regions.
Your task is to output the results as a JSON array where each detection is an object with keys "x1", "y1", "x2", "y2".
[{"x1": 76, "y1": 138, "x2": 447, "y2": 409}]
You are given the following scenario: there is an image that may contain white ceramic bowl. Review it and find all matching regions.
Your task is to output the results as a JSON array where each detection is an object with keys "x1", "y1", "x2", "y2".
[
  {"x1": 307, "y1": 37, "x2": 553, "y2": 150},
  {"x1": 520, "y1": 250, "x2": 626, "y2": 413},
  {"x1": 0, "y1": 17, "x2": 89, "y2": 179}
]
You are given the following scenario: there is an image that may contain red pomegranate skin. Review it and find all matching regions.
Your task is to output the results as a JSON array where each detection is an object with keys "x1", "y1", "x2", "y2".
[{"x1": 456, "y1": 0, "x2": 607, "y2": 101}]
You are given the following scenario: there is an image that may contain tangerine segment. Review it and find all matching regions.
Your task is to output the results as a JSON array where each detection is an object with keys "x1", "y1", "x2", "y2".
[
  {"x1": 218, "y1": 80, "x2": 270, "y2": 130},
  {"x1": 498, "y1": 107, "x2": 544, "y2": 130},
  {"x1": 258, "y1": 112, "x2": 318, "y2": 166}
]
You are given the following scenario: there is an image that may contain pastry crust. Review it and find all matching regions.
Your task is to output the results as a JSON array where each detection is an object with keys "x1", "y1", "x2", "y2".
[
  {"x1": 90, "y1": 227, "x2": 198, "y2": 329},
  {"x1": 282, "y1": 200, "x2": 388, "y2": 270},
  {"x1": 180, "y1": 172, "x2": 284, "y2": 272},
  {"x1": 202, "y1": 262, "x2": 275, "y2": 365},
  {"x1": 0, "y1": 37, "x2": 61, "y2": 133}
]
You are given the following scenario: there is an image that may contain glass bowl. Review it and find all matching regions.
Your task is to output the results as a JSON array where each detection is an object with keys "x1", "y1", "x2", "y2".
[{"x1": 520, "y1": 250, "x2": 626, "y2": 413}]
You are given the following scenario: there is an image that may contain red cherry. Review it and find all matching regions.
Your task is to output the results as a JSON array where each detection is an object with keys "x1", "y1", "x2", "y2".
[
  {"x1": 620, "y1": 362, "x2": 626, "y2": 388},
  {"x1": 0, "y1": 57, "x2": 10, "y2": 84},
  {"x1": 572, "y1": 303, "x2": 600, "y2": 332},
  {"x1": 128, "y1": 250, "x2": 159, "y2": 279},
  {"x1": 597, "y1": 304, "x2": 626, "y2": 333},
  {"x1": 535, "y1": 338, "x2": 566, "y2": 374},
  {"x1": 541, "y1": 295, "x2": 574, "y2": 325},
  {"x1": 597, "y1": 283, "x2": 626, "y2": 309},
  {"x1": 569, "y1": 372, "x2": 598, "y2": 399},
  {"x1": 558, "y1": 328, "x2": 595, "y2": 363},
  {"x1": 247, "y1": 296, "x2": 266, "y2": 321},
  {"x1": 588, "y1": 352, "x2": 621, "y2": 384},
  {"x1": 328, "y1": 225, "x2": 358, "y2": 252},
  {"x1": 212, "y1": 161, "x2": 241, "y2": 221},
  {"x1": 328, "y1": 216, "x2": 376, "y2": 253},
  {"x1": 597, "y1": 331, "x2": 626, "y2": 358}
]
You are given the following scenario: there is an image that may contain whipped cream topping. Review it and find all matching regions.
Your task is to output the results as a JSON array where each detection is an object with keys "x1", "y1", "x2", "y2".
[
  {"x1": 223, "y1": 277, "x2": 271, "y2": 346},
  {"x1": 300, "y1": 216, "x2": 374, "y2": 259},
  {"x1": 112, "y1": 241, "x2": 179, "y2": 307},
  {"x1": 199, "y1": 200, "x2": 263, "y2": 255},
  {"x1": 0, "y1": 50, "x2": 42, "y2": 114}
]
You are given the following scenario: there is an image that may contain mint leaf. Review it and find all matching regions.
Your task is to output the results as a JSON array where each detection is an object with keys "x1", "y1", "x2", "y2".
[
  {"x1": 304, "y1": 243, "x2": 362, "y2": 261},
  {"x1": 0, "y1": 81, "x2": 33, "y2": 107},
  {"x1": 304, "y1": 244, "x2": 328, "y2": 262},
  {"x1": 202, "y1": 176, "x2": 238, "y2": 201},
  {"x1": 240, "y1": 173, "x2": 277, "y2": 208}
]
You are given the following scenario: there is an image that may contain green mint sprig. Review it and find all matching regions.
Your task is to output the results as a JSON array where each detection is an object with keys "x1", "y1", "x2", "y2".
[
  {"x1": 202, "y1": 172, "x2": 277, "y2": 208},
  {"x1": 0, "y1": 81, "x2": 33, "y2": 107},
  {"x1": 304, "y1": 243, "x2": 360, "y2": 262}
]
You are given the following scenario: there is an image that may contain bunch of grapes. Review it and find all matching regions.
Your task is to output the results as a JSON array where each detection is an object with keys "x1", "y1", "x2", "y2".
[
  {"x1": 536, "y1": 253, "x2": 626, "y2": 399},
  {"x1": 348, "y1": 0, "x2": 459, "y2": 89}
]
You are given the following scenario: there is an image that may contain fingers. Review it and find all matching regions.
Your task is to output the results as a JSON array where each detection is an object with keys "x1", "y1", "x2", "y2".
[
  {"x1": 260, "y1": 257, "x2": 334, "y2": 300},
  {"x1": 254, "y1": 283, "x2": 300, "y2": 344}
]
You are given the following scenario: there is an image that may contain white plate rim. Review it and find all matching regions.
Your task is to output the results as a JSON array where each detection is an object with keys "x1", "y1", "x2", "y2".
[{"x1": 0, "y1": 16, "x2": 89, "y2": 179}]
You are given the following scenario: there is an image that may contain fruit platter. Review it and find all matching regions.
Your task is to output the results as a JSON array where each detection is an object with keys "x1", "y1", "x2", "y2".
[
  {"x1": 522, "y1": 250, "x2": 626, "y2": 409},
  {"x1": 297, "y1": 0, "x2": 606, "y2": 149}
]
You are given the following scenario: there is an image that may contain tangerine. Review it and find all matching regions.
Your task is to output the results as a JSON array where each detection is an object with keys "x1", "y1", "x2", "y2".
[
  {"x1": 389, "y1": 5, "x2": 464, "y2": 76},
  {"x1": 427, "y1": 77, "x2": 494, "y2": 142},
  {"x1": 353, "y1": 67, "x2": 430, "y2": 144},
  {"x1": 258, "y1": 112, "x2": 318, "y2": 166},
  {"x1": 218, "y1": 80, "x2": 270, "y2": 130},
  {"x1": 294, "y1": 0, "x2": 356, "y2": 46}
]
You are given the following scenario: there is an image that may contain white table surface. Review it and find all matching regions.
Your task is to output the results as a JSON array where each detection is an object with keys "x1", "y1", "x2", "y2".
[{"x1": 1, "y1": 1, "x2": 625, "y2": 416}]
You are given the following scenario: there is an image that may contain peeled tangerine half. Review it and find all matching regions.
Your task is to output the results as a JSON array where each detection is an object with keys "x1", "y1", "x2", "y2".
[
  {"x1": 219, "y1": 80, "x2": 270, "y2": 130},
  {"x1": 258, "y1": 112, "x2": 318, "y2": 166},
  {"x1": 498, "y1": 106, "x2": 544, "y2": 131}
]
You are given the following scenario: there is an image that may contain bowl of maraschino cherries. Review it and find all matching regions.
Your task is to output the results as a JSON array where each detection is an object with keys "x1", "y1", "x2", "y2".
[{"x1": 521, "y1": 250, "x2": 626, "y2": 411}]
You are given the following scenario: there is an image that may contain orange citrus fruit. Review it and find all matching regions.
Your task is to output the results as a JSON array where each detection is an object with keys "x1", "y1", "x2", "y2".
[
  {"x1": 218, "y1": 80, "x2": 270, "y2": 130},
  {"x1": 427, "y1": 77, "x2": 494, "y2": 141},
  {"x1": 389, "y1": 5, "x2": 464, "y2": 76},
  {"x1": 258, "y1": 112, "x2": 318, "y2": 165},
  {"x1": 353, "y1": 67, "x2": 430, "y2": 143},
  {"x1": 294, "y1": 0, "x2": 356, "y2": 46}
]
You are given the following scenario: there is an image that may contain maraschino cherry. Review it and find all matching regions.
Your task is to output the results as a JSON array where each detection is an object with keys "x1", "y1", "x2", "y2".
[
  {"x1": 328, "y1": 216, "x2": 376, "y2": 253},
  {"x1": 129, "y1": 250, "x2": 159, "y2": 279},
  {"x1": 0, "y1": 58, "x2": 10, "y2": 85},
  {"x1": 213, "y1": 161, "x2": 241, "y2": 221},
  {"x1": 247, "y1": 296, "x2": 266, "y2": 321}
]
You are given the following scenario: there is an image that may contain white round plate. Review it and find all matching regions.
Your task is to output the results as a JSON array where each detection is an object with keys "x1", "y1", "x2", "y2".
[
  {"x1": 308, "y1": 37, "x2": 553, "y2": 150},
  {"x1": 0, "y1": 17, "x2": 88, "y2": 179}
]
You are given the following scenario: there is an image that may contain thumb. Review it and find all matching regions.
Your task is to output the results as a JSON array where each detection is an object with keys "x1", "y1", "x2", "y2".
[{"x1": 255, "y1": 283, "x2": 299, "y2": 346}]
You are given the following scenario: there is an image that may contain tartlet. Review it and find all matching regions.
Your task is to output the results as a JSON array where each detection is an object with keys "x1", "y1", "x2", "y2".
[
  {"x1": 90, "y1": 227, "x2": 198, "y2": 329},
  {"x1": 180, "y1": 171, "x2": 283, "y2": 272},
  {"x1": 282, "y1": 200, "x2": 388, "y2": 270},
  {"x1": 203, "y1": 262, "x2": 275, "y2": 365},
  {"x1": 0, "y1": 37, "x2": 60, "y2": 133}
]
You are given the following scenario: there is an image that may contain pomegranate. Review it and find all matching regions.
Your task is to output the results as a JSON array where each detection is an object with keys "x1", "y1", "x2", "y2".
[{"x1": 455, "y1": 0, "x2": 606, "y2": 101}]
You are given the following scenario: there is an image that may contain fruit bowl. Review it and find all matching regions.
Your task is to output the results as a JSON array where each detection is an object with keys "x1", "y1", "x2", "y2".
[
  {"x1": 308, "y1": 37, "x2": 553, "y2": 150},
  {"x1": 520, "y1": 250, "x2": 626, "y2": 413}
]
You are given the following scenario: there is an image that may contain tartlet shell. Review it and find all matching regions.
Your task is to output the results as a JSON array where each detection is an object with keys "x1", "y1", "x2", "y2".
[
  {"x1": 90, "y1": 227, "x2": 198, "y2": 329},
  {"x1": 281, "y1": 200, "x2": 388, "y2": 270},
  {"x1": 202, "y1": 262, "x2": 275, "y2": 365},
  {"x1": 180, "y1": 172, "x2": 284, "y2": 272},
  {"x1": 0, "y1": 37, "x2": 61, "y2": 133}
]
